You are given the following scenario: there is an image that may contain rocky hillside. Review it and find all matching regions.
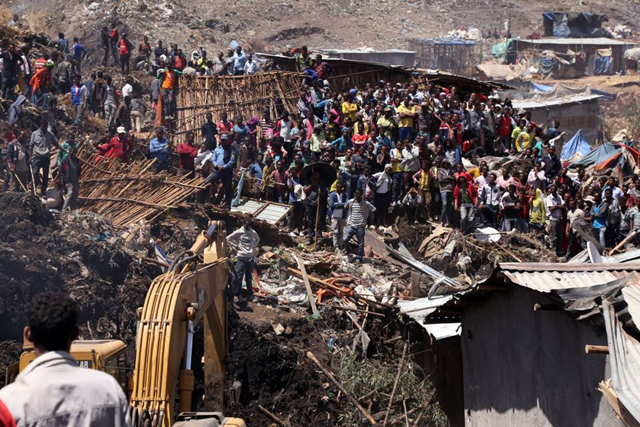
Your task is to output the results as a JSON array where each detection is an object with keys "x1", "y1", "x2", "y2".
[{"x1": 4, "y1": 0, "x2": 640, "y2": 59}]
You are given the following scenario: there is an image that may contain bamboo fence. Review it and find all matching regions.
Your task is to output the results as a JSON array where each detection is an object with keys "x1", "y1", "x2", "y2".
[
  {"x1": 70, "y1": 144, "x2": 206, "y2": 228},
  {"x1": 174, "y1": 72, "x2": 302, "y2": 142}
]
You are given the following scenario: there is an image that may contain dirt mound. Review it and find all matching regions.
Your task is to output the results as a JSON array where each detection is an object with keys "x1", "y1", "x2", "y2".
[{"x1": 0, "y1": 192, "x2": 159, "y2": 367}]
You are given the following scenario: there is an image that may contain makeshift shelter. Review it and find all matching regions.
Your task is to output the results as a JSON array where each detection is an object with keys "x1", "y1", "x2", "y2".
[
  {"x1": 422, "y1": 263, "x2": 640, "y2": 427},
  {"x1": 569, "y1": 142, "x2": 640, "y2": 175},
  {"x1": 409, "y1": 38, "x2": 482, "y2": 76},
  {"x1": 315, "y1": 48, "x2": 416, "y2": 67},
  {"x1": 561, "y1": 129, "x2": 592, "y2": 162},
  {"x1": 542, "y1": 12, "x2": 610, "y2": 38},
  {"x1": 515, "y1": 38, "x2": 635, "y2": 75},
  {"x1": 510, "y1": 83, "x2": 602, "y2": 142}
]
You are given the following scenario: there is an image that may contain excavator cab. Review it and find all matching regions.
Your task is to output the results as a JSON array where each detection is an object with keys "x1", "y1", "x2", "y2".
[{"x1": 9, "y1": 339, "x2": 128, "y2": 389}]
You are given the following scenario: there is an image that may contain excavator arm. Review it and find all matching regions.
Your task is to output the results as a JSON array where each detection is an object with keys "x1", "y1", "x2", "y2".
[{"x1": 130, "y1": 222, "x2": 244, "y2": 427}]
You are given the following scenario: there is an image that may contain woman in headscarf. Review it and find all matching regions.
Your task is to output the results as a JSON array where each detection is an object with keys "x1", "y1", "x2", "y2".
[{"x1": 529, "y1": 188, "x2": 546, "y2": 236}]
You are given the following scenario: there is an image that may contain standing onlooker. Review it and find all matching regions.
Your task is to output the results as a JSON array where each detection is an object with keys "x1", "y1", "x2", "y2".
[
  {"x1": 437, "y1": 160, "x2": 455, "y2": 227},
  {"x1": 100, "y1": 27, "x2": 110, "y2": 67},
  {"x1": 176, "y1": 131, "x2": 199, "y2": 177},
  {"x1": 118, "y1": 33, "x2": 133, "y2": 75},
  {"x1": 57, "y1": 32, "x2": 69, "y2": 55},
  {"x1": 454, "y1": 174, "x2": 477, "y2": 234},
  {"x1": 1, "y1": 44, "x2": 24, "y2": 100},
  {"x1": 70, "y1": 74, "x2": 87, "y2": 126},
  {"x1": 56, "y1": 134, "x2": 80, "y2": 210},
  {"x1": 29, "y1": 119, "x2": 58, "y2": 196},
  {"x1": 71, "y1": 37, "x2": 87, "y2": 76},
  {"x1": 329, "y1": 182, "x2": 348, "y2": 248},
  {"x1": 232, "y1": 46, "x2": 247, "y2": 75},
  {"x1": 204, "y1": 135, "x2": 236, "y2": 209},
  {"x1": 545, "y1": 184, "x2": 565, "y2": 255},
  {"x1": 109, "y1": 22, "x2": 120, "y2": 66},
  {"x1": 243, "y1": 54, "x2": 259, "y2": 75},
  {"x1": 115, "y1": 96, "x2": 133, "y2": 132},
  {"x1": 226, "y1": 217, "x2": 260, "y2": 304},
  {"x1": 344, "y1": 188, "x2": 376, "y2": 262},
  {"x1": 101, "y1": 76, "x2": 118, "y2": 126},
  {"x1": 5, "y1": 130, "x2": 29, "y2": 192},
  {"x1": 56, "y1": 54, "x2": 72, "y2": 94},
  {"x1": 130, "y1": 96, "x2": 147, "y2": 133}
]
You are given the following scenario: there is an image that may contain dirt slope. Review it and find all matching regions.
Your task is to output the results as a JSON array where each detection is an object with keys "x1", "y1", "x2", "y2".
[{"x1": 6, "y1": 0, "x2": 640, "y2": 60}]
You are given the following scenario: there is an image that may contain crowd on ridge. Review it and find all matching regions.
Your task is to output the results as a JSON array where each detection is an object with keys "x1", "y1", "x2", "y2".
[{"x1": 1, "y1": 27, "x2": 640, "y2": 262}]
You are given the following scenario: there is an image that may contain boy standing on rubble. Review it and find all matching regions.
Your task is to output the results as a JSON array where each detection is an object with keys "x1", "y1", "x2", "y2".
[{"x1": 227, "y1": 216, "x2": 260, "y2": 305}]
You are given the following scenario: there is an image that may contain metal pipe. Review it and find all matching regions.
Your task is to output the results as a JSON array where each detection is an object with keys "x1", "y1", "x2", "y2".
[{"x1": 185, "y1": 320, "x2": 194, "y2": 370}]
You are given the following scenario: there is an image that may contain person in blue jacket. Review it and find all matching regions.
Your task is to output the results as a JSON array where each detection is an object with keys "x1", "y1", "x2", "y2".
[
  {"x1": 149, "y1": 127, "x2": 169, "y2": 172},
  {"x1": 204, "y1": 134, "x2": 236, "y2": 209}
]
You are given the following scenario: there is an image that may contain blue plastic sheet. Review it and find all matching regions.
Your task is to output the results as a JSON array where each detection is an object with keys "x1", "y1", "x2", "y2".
[
  {"x1": 560, "y1": 130, "x2": 592, "y2": 161},
  {"x1": 569, "y1": 143, "x2": 620, "y2": 168},
  {"x1": 595, "y1": 56, "x2": 612, "y2": 75}
]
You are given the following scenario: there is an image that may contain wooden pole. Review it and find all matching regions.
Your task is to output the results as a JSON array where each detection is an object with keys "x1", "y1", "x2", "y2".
[
  {"x1": 257, "y1": 405, "x2": 286, "y2": 426},
  {"x1": 13, "y1": 172, "x2": 29, "y2": 193},
  {"x1": 609, "y1": 231, "x2": 638, "y2": 255},
  {"x1": 383, "y1": 342, "x2": 408, "y2": 426},
  {"x1": 306, "y1": 351, "x2": 377, "y2": 425},
  {"x1": 585, "y1": 345, "x2": 609, "y2": 355}
]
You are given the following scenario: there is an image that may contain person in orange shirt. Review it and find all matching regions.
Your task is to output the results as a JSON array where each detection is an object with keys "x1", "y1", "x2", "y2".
[
  {"x1": 159, "y1": 59, "x2": 181, "y2": 122},
  {"x1": 29, "y1": 60, "x2": 53, "y2": 104}
]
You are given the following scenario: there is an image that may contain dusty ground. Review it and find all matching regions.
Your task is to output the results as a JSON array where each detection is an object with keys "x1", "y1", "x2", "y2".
[{"x1": 4, "y1": 0, "x2": 640, "y2": 62}]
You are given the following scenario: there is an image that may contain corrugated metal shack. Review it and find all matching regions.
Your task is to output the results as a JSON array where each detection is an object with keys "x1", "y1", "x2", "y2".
[
  {"x1": 417, "y1": 262, "x2": 640, "y2": 427},
  {"x1": 409, "y1": 38, "x2": 482, "y2": 77},
  {"x1": 515, "y1": 38, "x2": 635, "y2": 75},
  {"x1": 315, "y1": 48, "x2": 416, "y2": 67}
]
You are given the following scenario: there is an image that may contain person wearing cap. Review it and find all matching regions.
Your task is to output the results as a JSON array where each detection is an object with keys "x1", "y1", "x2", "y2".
[
  {"x1": 376, "y1": 106, "x2": 395, "y2": 142},
  {"x1": 29, "y1": 119, "x2": 58, "y2": 196},
  {"x1": 204, "y1": 133, "x2": 236, "y2": 209},
  {"x1": 149, "y1": 127, "x2": 169, "y2": 172}
]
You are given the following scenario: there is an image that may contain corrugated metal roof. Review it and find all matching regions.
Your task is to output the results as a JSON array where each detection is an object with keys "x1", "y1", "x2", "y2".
[
  {"x1": 518, "y1": 37, "x2": 633, "y2": 46},
  {"x1": 398, "y1": 296, "x2": 461, "y2": 340},
  {"x1": 511, "y1": 94, "x2": 602, "y2": 110},
  {"x1": 499, "y1": 263, "x2": 640, "y2": 292},
  {"x1": 230, "y1": 199, "x2": 291, "y2": 225},
  {"x1": 603, "y1": 292, "x2": 640, "y2": 423}
]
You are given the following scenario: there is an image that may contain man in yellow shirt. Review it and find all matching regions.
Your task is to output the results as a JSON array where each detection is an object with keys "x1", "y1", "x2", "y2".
[
  {"x1": 341, "y1": 92, "x2": 358, "y2": 123},
  {"x1": 397, "y1": 96, "x2": 416, "y2": 142},
  {"x1": 376, "y1": 106, "x2": 395, "y2": 140},
  {"x1": 515, "y1": 123, "x2": 532, "y2": 153}
]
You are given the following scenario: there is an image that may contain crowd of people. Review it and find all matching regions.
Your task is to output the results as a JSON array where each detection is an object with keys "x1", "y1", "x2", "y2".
[{"x1": 2, "y1": 26, "x2": 640, "y2": 260}]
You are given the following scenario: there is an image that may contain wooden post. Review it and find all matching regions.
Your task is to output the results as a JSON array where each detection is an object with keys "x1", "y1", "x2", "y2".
[
  {"x1": 585, "y1": 345, "x2": 609, "y2": 354},
  {"x1": 294, "y1": 253, "x2": 319, "y2": 317},
  {"x1": 383, "y1": 342, "x2": 408, "y2": 426},
  {"x1": 410, "y1": 272, "x2": 421, "y2": 298}
]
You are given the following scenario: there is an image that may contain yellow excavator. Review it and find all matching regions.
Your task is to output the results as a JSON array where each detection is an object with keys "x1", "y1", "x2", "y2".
[{"x1": 9, "y1": 221, "x2": 245, "y2": 427}]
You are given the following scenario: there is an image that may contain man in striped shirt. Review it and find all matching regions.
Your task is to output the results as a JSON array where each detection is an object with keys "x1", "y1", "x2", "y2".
[{"x1": 343, "y1": 188, "x2": 376, "y2": 262}]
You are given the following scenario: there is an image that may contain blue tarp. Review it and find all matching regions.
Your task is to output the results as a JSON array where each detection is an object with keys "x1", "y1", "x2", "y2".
[
  {"x1": 532, "y1": 83, "x2": 553, "y2": 93},
  {"x1": 590, "y1": 88, "x2": 617, "y2": 101},
  {"x1": 539, "y1": 57, "x2": 557, "y2": 75},
  {"x1": 595, "y1": 56, "x2": 612, "y2": 75},
  {"x1": 569, "y1": 142, "x2": 620, "y2": 168},
  {"x1": 561, "y1": 130, "x2": 592, "y2": 162}
]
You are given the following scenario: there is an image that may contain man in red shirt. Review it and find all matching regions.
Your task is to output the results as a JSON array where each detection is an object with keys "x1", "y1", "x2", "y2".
[
  {"x1": 174, "y1": 49, "x2": 187, "y2": 71},
  {"x1": 177, "y1": 130, "x2": 198, "y2": 177},
  {"x1": 118, "y1": 33, "x2": 132, "y2": 75},
  {"x1": 216, "y1": 112, "x2": 234, "y2": 144},
  {"x1": 97, "y1": 127, "x2": 131, "y2": 163}
]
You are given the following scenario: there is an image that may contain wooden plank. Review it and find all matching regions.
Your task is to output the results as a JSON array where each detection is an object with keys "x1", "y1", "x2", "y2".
[{"x1": 293, "y1": 253, "x2": 319, "y2": 317}]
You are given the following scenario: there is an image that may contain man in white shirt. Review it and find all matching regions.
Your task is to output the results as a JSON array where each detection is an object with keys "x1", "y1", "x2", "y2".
[
  {"x1": 243, "y1": 54, "x2": 259, "y2": 75},
  {"x1": 0, "y1": 292, "x2": 130, "y2": 427},
  {"x1": 227, "y1": 216, "x2": 260, "y2": 304},
  {"x1": 344, "y1": 189, "x2": 376, "y2": 262},
  {"x1": 121, "y1": 76, "x2": 133, "y2": 99},
  {"x1": 545, "y1": 184, "x2": 565, "y2": 255}
]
